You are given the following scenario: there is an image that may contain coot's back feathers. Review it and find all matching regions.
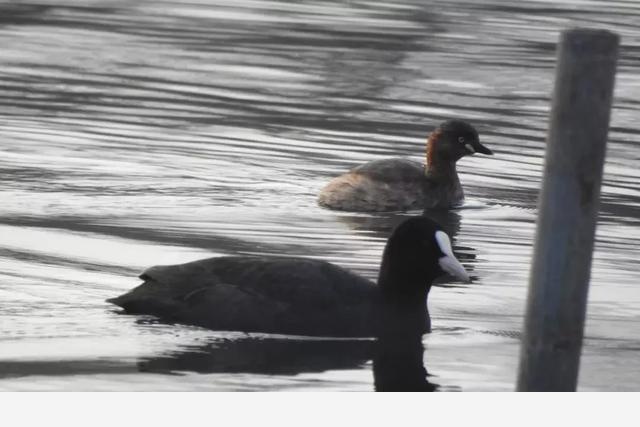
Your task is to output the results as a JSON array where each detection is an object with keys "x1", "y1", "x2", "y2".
[{"x1": 109, "y1": 257, "x2": 377, "y2": 337}]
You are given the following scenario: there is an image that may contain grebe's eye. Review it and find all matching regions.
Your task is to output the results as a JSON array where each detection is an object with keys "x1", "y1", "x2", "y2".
[{"x1": 458, "y1": 136, "x2": 465, "y2": 143}]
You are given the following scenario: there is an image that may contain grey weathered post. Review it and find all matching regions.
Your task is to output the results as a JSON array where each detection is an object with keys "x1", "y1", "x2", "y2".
[{"x1": 516, "y1": 29, "x2": 619, "y2": 392}]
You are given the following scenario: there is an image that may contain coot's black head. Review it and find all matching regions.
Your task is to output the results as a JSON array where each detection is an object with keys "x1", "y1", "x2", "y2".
[
  {"x1": 427, "y1": 119, "x2": 492, "y2": 165},
  {"x1": 377, "y1": 217, "x2": 469, "y2": 297}
]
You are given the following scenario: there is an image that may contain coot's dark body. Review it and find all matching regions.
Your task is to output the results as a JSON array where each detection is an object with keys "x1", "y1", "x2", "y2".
[
  {"x1": 108, "y1": 217, "x2": 469, "y2": 337},
  {"x1": 109, "y1": 256, "x2": 379, "y2": 337}
]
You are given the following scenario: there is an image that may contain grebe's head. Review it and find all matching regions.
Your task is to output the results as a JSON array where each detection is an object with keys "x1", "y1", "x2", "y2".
[{"x1": 427, "y1": 119, "x2": 492, "y2": 165}]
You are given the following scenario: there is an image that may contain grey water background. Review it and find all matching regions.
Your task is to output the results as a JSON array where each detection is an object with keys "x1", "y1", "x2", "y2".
[{"x1": 0, "y1": 0, "x2": 638, "y2": 391}]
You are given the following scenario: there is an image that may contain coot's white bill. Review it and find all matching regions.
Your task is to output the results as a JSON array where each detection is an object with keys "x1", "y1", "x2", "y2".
[{"x1": 435, "y1": 230, "x2": 470, "y2": 282}]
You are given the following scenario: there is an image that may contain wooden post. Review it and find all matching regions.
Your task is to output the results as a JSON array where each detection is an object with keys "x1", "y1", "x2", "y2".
[{"x1": 516, "y1": 29, "x2": 619, "y2": 392}]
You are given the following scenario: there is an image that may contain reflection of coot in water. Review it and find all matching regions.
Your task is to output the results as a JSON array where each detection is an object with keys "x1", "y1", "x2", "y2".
[
  {"x1": 373, "y1": 240, "x2": 441, "y2": 392},
  {"x1": 109, "y1": 217, "x2": 469, "y2": 336},
  {"x1": 138, "y1": 337, "x2": 374, "y2": 376},
  {"x1": 138, "y1": 335, "x2": 436, "y2": 392},
  {"x1": 373, "y1": 333, "x2": 437, "y2": 392},
  {"x1": 139, "y1": 335, "x2": 437, "y2": 392}
]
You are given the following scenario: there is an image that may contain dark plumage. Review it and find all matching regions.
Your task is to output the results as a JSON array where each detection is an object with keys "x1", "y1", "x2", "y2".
[
  {"x1": 317, "y1": 119, "x2": 493, "y2": 212},
  {"x1": 108, "y1": 217, "x2": 469, "y2": 337}
]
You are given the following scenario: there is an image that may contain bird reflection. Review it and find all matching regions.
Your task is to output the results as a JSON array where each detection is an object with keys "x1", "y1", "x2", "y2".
[
  {"x1": 137, "y1": 336, "x2": 374, "y2": 375},
  {"x1": 136, "y1": 333, "x2": 437, "y2": 392},
  {"x1": 336, "y1": 209, "x2": 477, "y2": 283},
  {"x1": 373, "y1": 298, "x2": 438, "y2": 392},
  {"x1": 373, "y1": 334, "x2": 437, "y2": 392}
]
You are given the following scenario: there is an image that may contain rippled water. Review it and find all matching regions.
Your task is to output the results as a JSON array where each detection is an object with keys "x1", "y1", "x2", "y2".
[{"x1": 1, "y1": 0, "x2": 639, "y2": 391}]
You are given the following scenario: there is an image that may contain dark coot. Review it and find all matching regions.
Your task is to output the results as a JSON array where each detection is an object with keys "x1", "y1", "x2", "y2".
[{"x1": 108, "y1": 217, "x2": 470, "y2": 337}]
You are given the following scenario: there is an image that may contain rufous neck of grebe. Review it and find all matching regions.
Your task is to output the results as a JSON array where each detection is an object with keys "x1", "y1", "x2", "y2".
[
  {"x1": 425, "y1": 128, "x2": 442, "y2": 168},
  {"x1": 425, "y1": 128, "x2": 458, "y2": 177}
]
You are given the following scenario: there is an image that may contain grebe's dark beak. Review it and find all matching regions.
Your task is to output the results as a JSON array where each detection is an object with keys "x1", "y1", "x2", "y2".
[{"x1": 469, "y1": 140, "x2": 493, "y2": 155}]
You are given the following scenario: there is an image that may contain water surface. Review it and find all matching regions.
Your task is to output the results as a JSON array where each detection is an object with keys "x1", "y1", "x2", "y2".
[{"x1": 1, "y1": 0, "x2": 639, "y2": 391}]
